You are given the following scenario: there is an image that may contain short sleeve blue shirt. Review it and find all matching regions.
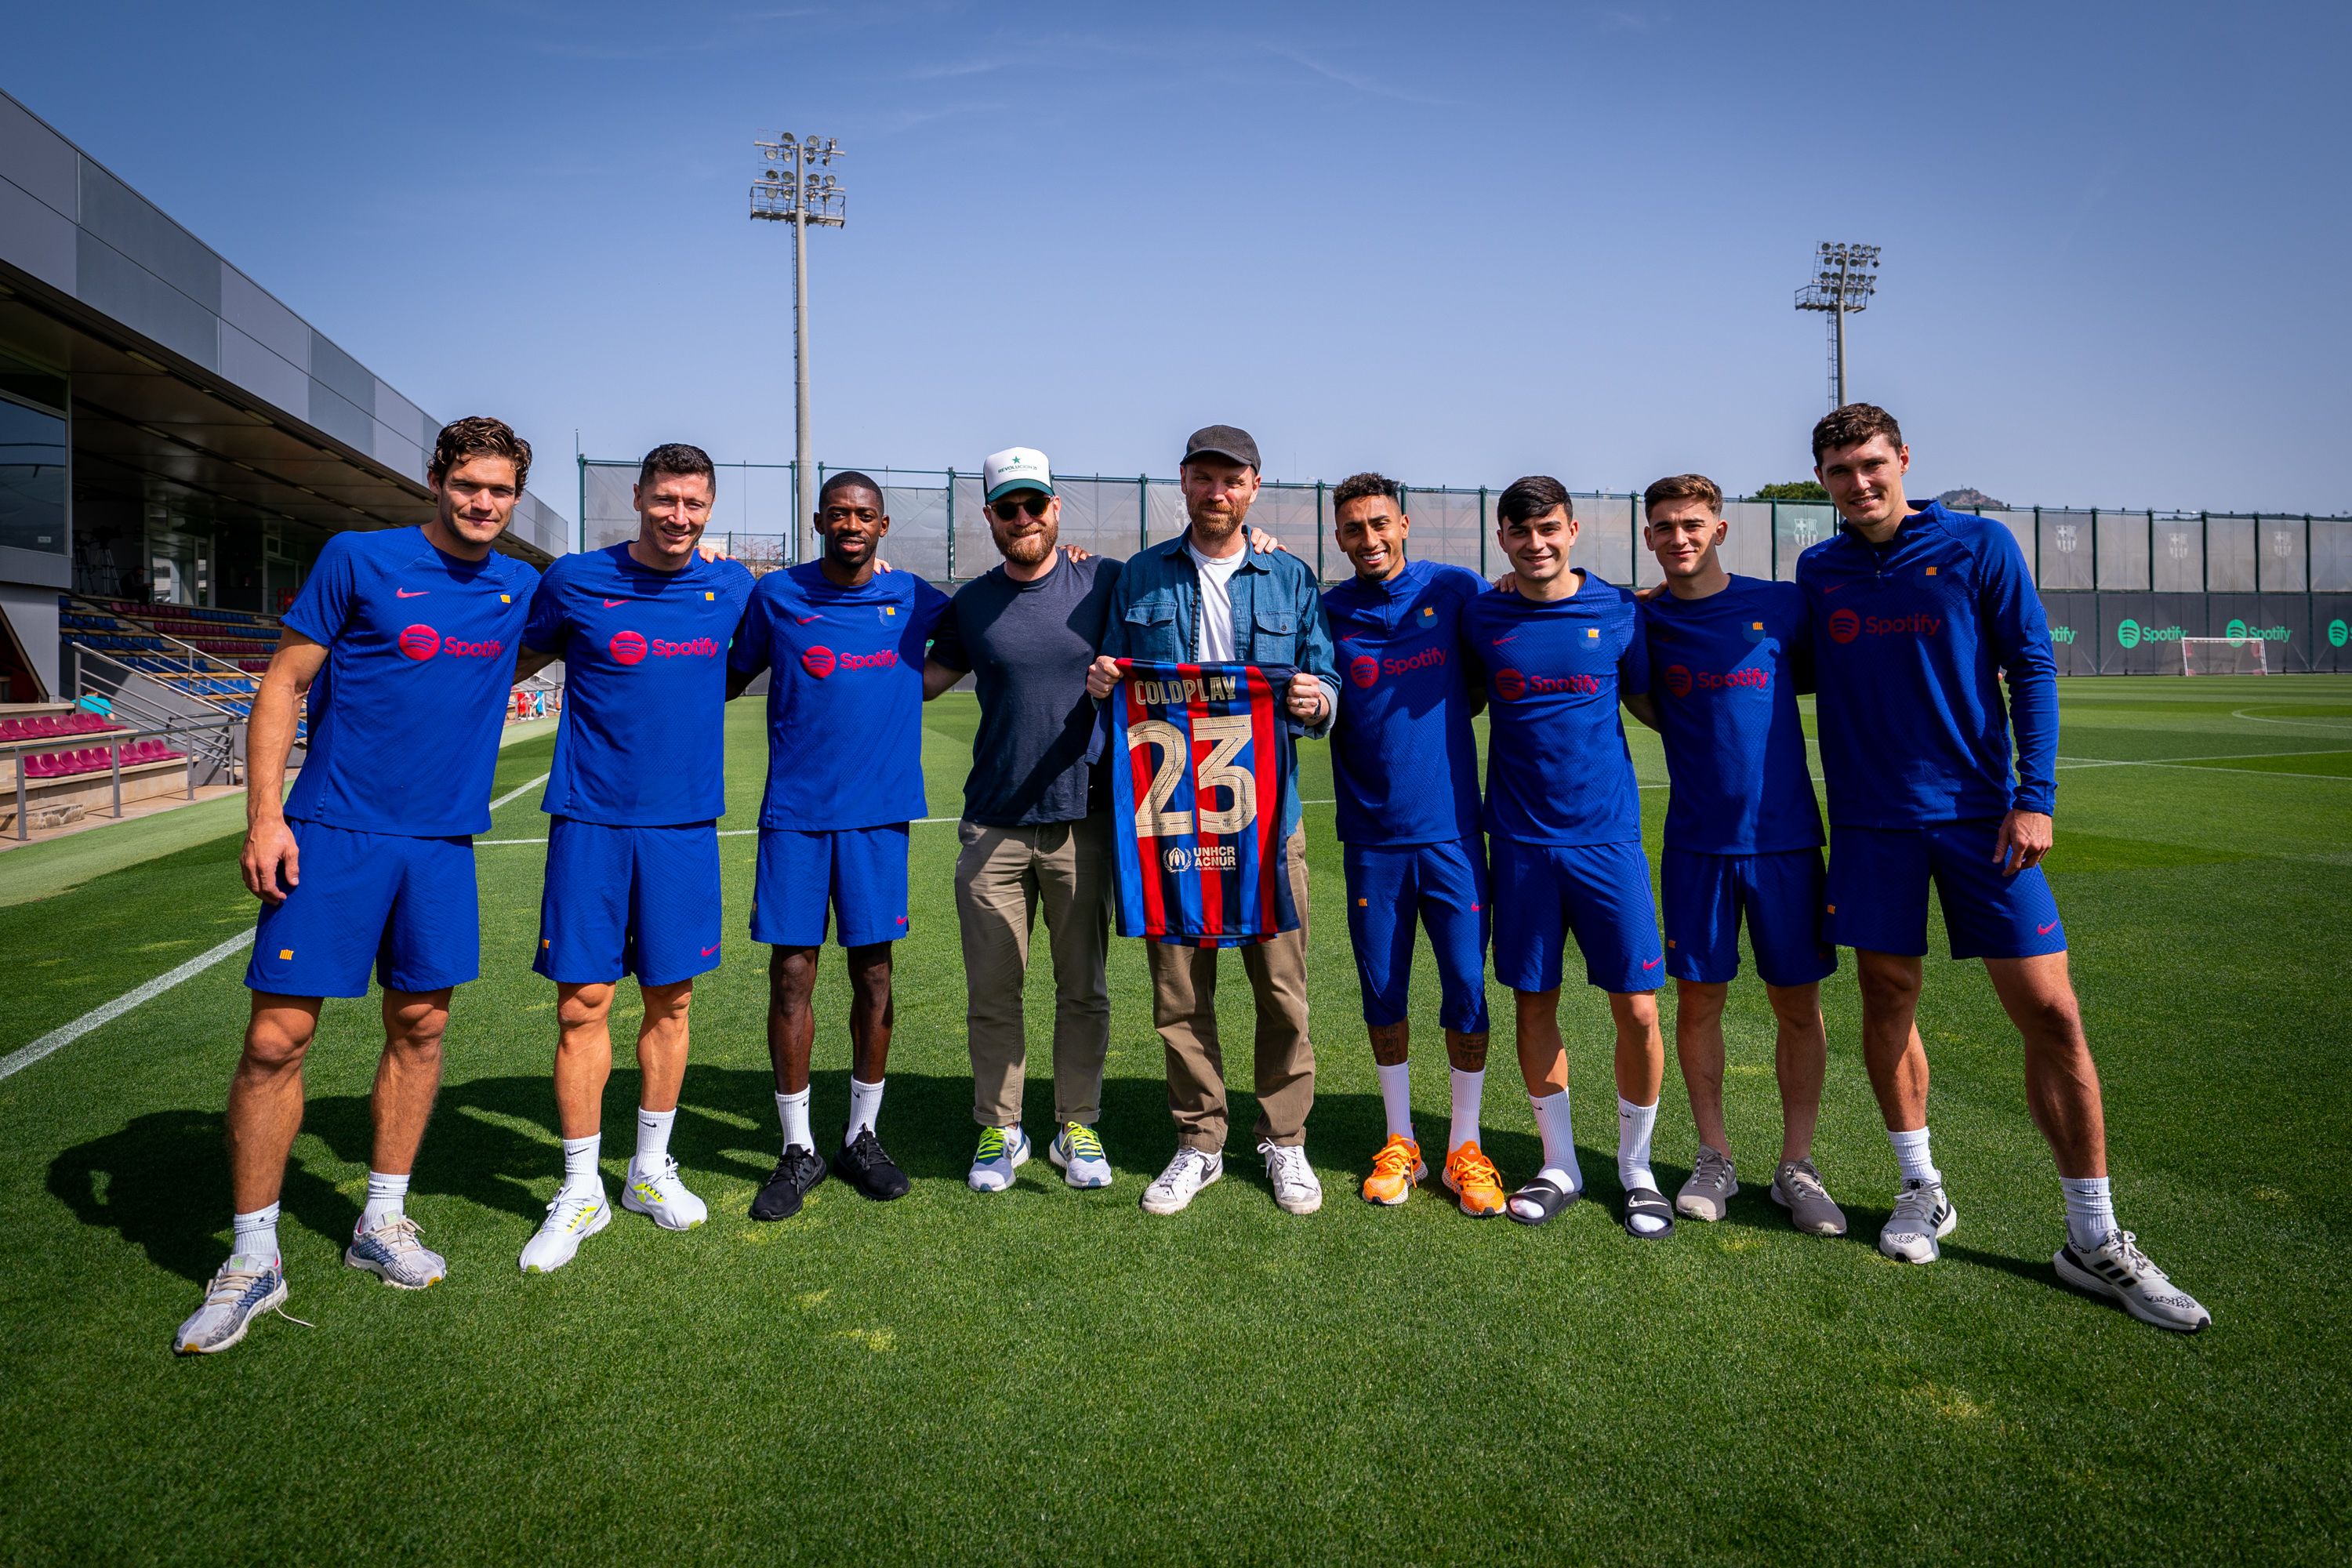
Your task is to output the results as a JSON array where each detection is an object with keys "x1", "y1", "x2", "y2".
[
  {"x1": 523, "y1": 543, "x2": 755, "y2": 826},
  {"x1": 728, "y1": 561, "x2": 953, "y2": 830},
  {"x1": 281, "y1": 526, "x2": 538, "y2": 839},
  {"x1": 1640, "y1": 575, "x2": 1824, "y2": 855},
  {"x1": 1321, "y1": 559, "x2": 1486, "y2": 847},
  {"x1": 1459, "y1": 571, "x2": 1648, "y2": 847}
]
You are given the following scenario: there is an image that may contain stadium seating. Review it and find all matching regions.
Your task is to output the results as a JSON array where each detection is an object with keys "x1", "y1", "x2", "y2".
[
  {"x1": 0, "y1": 713, "x2": 117, "y2": 742},
  {"x1": 56, "y1": 596, "x2": 283, "y2": 675},
  {"x1": 13, "y1": 739, "x2": 185, "y2": 779}
]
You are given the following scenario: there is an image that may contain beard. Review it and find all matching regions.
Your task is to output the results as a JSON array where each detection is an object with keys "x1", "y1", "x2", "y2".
[{"x1": 994, "y1": 517, "x2": 1058, "y2": 564}]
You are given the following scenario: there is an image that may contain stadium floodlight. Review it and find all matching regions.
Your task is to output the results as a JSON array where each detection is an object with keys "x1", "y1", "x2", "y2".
[
  {"x1": 1794, "y1": 241, "x2": 1882, "y2": 410},
  {"x1": 751, "y1": 129, "x2": 848, "y2": 562}
]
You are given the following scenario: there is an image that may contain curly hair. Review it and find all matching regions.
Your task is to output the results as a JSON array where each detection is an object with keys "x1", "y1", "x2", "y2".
[
  {"x1": 430, "y1": 416, "x2": 532, "y2": 488},
  {"x1": 1811, "y1": 403, "x2": 1903, "y2": 463},
  {"x1": 1331, "y1": 472, "x2": 1399, "y2": 511}
]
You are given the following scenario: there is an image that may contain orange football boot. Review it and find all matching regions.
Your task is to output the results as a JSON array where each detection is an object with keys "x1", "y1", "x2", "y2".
[
  {"x1": 1443, "y1": 1141, "x2": 1508, "y2": 1218},
  {"x1": 1360, "y1": 1134, "x2": 1426, "y2": 1206}
]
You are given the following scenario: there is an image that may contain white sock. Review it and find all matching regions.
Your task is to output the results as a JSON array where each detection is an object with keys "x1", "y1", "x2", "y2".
[
  {"x1": 632, "y1": 1107, "x2": 676, "y2": 1178},
  {"x1": 560, "y1": 1134, "x2": 601, "y2": 1196},
  {"x1": 1528, "y1": 1089, "x2": 1581, "y2": 1192},
  {"x1": 2062, "y1": 1175, "x2": 2116, "y2": 1250},
  {"x1": 231, "y1": 1202, "x2": 280, "y2": 1265},
  {"x1": 1618, "y1": 1096, "x2": 1666, "y2": 1234},
  {"x1": 357, "y1": 1171, "x2": 409, "y2": 1235},
  {"x1": 1448, "y1": 1067, "x2": 1485, "y2": 1155},
  {"x1": 1375, "y1": 1060, "x2": 1414, "y2": 1143},
  {"x1": 775, "y1": 1088, "x2": 812, "y2": 1153},
  {"x1": 1889, "y1": 1126, "x2": 1940, "y2": 1185},
  {"x1": 846, "y1": 1076, "x2": 885, "y2": 1143}
]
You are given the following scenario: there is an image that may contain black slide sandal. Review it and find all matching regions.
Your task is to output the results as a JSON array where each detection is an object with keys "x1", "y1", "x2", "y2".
[
  {"x1": 1508, "y1": 1175, "x2": 1580, "y2": 1227},
  {"x1": 1621, "y1": 1186, "x2": 1676, "y2": 1238}
]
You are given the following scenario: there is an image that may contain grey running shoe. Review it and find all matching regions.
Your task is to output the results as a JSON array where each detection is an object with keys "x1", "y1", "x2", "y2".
[
  {"x1": 2054, "y1": 1230, "x2": 2210, "y2": 1333},
  {"x1": 1878, "y1": 1178, "x2": 1958, "y2": 1263},
  {"x1": 1770, "y1": 1158, "x2": 1849, "y2": 1236},
  {"x1": 175, "y1": 1257, "x2": 289, "y2": 1355},
  {"x1": 1675, "y1": 1145, "x2": 1738, "y2": 1221},
  {"x1": 1051, "y1": 1123, "x2": 1113, "y2": 1189},
  {"x1": 967, "y1": 1124, "x2": 1031, "y2": 1193},
  {"x1": 345, "y1": 1214, "x2": 448, "y2": 1289}
]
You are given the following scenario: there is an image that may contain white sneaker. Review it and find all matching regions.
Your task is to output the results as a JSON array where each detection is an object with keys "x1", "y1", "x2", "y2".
[
  {"x1": 621, "y1": 1157, "x2": 707, "y2": 1230},
  {"x1": 967, "y1": 1125, "x2": 1031, "y2": 1193},
  {"x1": 1878, "y1": 1178, "x2": 1958, "y2": 1264},
  {"x1": 345, "y1": 1214, "x2": 448, "y2": 1289},
  {"x1": 1141, "y1": 1146, "x2": 1223, "y2": 1214},
  {"x1": 174, "y1": 1255, "x2": 289, "y2": 1355},
  {"x1": 1260, "y1": 1139, "x2": 1323, "y2": 1215},
  {"x1": 519, "y1": 1186, "x2": 612, "y2": 1275},
  {"x1": 2054, "y1": 1230, "x2": 2211, "y2": 1332}
]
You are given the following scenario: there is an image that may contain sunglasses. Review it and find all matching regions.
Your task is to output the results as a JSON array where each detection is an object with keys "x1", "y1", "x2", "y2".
[{"x1": 990, "y1": 494, "x2": 1051, "y2": 522}]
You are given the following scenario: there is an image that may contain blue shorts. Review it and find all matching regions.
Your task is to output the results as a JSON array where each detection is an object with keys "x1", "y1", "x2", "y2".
[
  {"x1": 1342, "y1": 837, "x2": 1491, "y2": 1033},
  {"x1": 752, "y1": 825, "x2": 912, "y2": 948},
  {"x1": 245, "y1": 821, "x2": 477, "y2": 999},
  {"x1": 1490, "y1": 837, "x2": 1664, "y2": 995},
  {"x1": 535, "y1": 818, "x2": 723, "y2": 987},
  {"x1": 1662, "y1": 847, "x2": 1836, "y2": 988},
  {"x1": 1825, "y1": 819, "x2": 2067, "y2": 960}
]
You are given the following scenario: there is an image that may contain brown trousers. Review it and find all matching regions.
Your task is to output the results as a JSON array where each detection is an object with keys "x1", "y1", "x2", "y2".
[
  {"x1": 1145, "y1": 829, "x2": 1315, "y2": 1149},
  {"x1": 955, "y1": 815, "x2": 1112, "y2": 1128}
]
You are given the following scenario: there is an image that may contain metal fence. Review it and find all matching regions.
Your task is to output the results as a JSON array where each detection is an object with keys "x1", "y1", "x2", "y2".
[{"x1": 579, "y1": 458, "x2": 2352, "y2": 673}]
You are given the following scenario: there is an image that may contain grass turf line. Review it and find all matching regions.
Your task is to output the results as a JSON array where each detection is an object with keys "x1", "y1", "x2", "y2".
[{"x1": 0, "y1": 676, "x2": 2346, "y2": 1565}]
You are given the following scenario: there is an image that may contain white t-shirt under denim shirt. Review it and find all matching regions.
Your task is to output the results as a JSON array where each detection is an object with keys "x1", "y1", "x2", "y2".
[{"x1": 1185, "y1": 539, "x2": 1245, "y2": 661}]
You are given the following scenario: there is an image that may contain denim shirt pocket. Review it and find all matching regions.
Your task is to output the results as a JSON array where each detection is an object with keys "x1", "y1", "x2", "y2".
[{"x1": 1122, "y1": 598, "x2": 1182, "y2": 662}]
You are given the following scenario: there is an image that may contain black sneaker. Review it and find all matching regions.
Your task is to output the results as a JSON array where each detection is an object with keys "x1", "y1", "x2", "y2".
[
  {"x1": 833, "y1": 1127, "x2": 910, "y2": 1200},
  {"x1": 750, "y1": 1144, "x2": 826, "y2": 1221}
]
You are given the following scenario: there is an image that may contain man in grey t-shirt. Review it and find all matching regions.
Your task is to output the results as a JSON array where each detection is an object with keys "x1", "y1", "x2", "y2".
[{"x1": 923, "y1": 446, "x2": 1123, "y2": 1193}]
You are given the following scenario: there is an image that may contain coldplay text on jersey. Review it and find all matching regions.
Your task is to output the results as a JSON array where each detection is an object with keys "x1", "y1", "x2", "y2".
[
  {"x1": 1322, "y1": 559, "x2": 1486, "y2": 847},
  {"x1": 1795, "y1": 501, "x2": 2058, "y2": 828},
  {"x1": 280, "y1": 526, "x2": 538, "y2": 838},
  {"x1": 1103, "y1": 660, "x2": 1299, "y2": 948},
  {"x1": 1641, "y1": 575, "x2": 1824, "y2": 855},
  {"x1": 1458, "y1": 572, "x2": 1650, "y2": 847},
  {"x1": 728, "y1": 561, "x2": 953, "y2": 831},
  {"x1": 524, "y1": 544, "x2": 753, "y2": 826}
]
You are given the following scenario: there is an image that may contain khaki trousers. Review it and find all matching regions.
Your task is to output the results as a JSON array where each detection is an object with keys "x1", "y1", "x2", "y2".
[
  {"x1": 955, "y1": 815, "x2": 1112, "y2": 1128},
  {"x1": 1145, "y1": 828, "x2": 1315, "y2": 1150}
]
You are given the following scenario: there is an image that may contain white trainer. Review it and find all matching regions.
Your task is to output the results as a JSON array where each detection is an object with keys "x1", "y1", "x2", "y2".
[
  {"x1": 1050, "y1": 1123, "x2": 1112, "y2": 1189},
  {"x1": 1141, "y1": 1146, "x2": 1223, "y2": 1214},
  {"x1": 2054, "y1": 1230, "x2": 2211, "y2": 1332},
  {"x1": 1878, "y1": 1178, "x2": 1958, "y2": 1264},
  {"x1": 620, "y1": 1157, "x2": 708, "y2": 1230},
  {"x1": 1260, "y1": 1139, "x2": 1323, "y2": 1215},
  {"x1": 345, "y1": 1214, "x2": 448, "y2": 1289},
  {"x1": 519, "y1": 1186, "x2": 612, "y2": 1275},
  {"x1": 174, "y1": 1256, "x2": 289, "y2": 1355},
  {"x1": 967, "y1": 1125, "x2": 1031, "y2": 1193}
]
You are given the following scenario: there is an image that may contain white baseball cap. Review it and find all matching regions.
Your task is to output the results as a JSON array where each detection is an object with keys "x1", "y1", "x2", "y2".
[{"x1": 982, "y1": 446, "x2": 1054, "y2": 503}]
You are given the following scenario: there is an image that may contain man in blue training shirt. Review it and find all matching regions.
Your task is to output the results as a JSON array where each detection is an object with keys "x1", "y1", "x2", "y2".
[
  {"x1": 1460, "y1": 476, "x2": 1674, "y2": 1239},
  {"x1": 1801, "y1": 403, "x2": 2207, "y2": 1331},
  {"x1": 1319, "y1": 473, "x2": 1507, "y2": 1219},
  {"x1": 511, "y1": 443, "x2": 754, "y2": 1273},
  {"x1": 1624, "y1": 473, "x2": 1849, "y2": 1239},
  {"x1": 728, "y1": 472, "x2": 952, "y2": 1221},
  {"x1": 178, "y1": 417, "x2": 543, "y2": 1355}
]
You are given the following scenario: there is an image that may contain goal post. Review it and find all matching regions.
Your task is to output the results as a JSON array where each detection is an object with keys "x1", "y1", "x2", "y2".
[{"x1": 2180, "y1": 637, "x2": 2272, "y2": 676}]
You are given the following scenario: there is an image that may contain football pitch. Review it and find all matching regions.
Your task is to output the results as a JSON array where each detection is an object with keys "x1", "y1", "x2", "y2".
[{"x1": 1, "y1": 677, "x2": 2347, "y2": 1565}]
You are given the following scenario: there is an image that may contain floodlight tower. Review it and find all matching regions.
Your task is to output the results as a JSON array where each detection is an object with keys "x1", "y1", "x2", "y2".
[
  {"x1": 750, "y1": 132, "x2": 846, "y2": 560},
  {"x1": 1794, "y1": 241, "x2": 1881, "y2": 409}
]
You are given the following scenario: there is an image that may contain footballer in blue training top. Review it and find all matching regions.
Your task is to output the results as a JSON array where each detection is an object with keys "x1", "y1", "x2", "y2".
[
  {"x1": 1625, "y1": 472, "x2": 1847, "y2": 1243},
  {"x1": 726, "y1": 471, "x2": 953, "y2": 1222},
  {"x1": 183, "y1": 417, "x2": 543, "y2": 1357},
  {"x1": 1797, "y1": 404, "x2": 2206, "y2": 1331},
  {"x1": 1458, "y1": 476, "x2": 1674, "y2": 1240},
  {"x1": 1317, "y1": 474, "x2": 1507, "y2": 1219},
  {"x1": 510, "y1": 445, "x2": 757, "y2": 1274}
]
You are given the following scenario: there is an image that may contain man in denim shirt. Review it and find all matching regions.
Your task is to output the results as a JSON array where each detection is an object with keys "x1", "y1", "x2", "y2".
[{"x1": 1086, "y1": 425, "x2": 1341, "y2": 1217}]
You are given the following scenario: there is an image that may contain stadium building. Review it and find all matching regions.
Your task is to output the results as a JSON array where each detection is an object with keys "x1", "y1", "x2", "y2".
[{"x1": 0, "y1": 86, "x2": 568, "y2": 727}]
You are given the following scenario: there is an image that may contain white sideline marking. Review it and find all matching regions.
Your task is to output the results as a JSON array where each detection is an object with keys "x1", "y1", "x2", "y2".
[
  {"x1": 0, "y1": 931, "x2": 252, "y2": 1083},
  {"x1": 2058, "y1": 746, "x2": 2352, "y2": 774},
  {"x1": 488, "y1": 773, "x2": 550, "y2": 811},
  {"x1": 2230, "y1": 706, "x2": 2352, "y2": 732}
]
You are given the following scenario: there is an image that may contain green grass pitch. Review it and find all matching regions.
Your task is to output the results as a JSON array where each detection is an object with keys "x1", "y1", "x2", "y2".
[{"x1": 1, "y1": 677, "x2": 2347, "y2": 1565}]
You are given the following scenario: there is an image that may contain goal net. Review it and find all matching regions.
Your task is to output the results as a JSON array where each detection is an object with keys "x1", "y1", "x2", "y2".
[{"x1": 2180, "y1": 637, "x2": 2272, "y2": 675}]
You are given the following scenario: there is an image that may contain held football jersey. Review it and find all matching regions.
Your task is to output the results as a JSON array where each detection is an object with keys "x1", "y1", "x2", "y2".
[
  {"x1": 727, "y1": 561, "x2": 952, "y2": 831},
  {"x1": 281, "y1": 525, "x2": 538, "y2": 838},
  {"x1": 523, "y1": 544, "x2": 754, "y2": 826},
  {"x1": 1641, "y1": 575, "x2": 1824, "y2": 855},
  {"x1": 1103, "y1": 660, "x2": 1300, "y2": 948},
  {"x1": 1459, "y1": 572, "x2": 1648, "y2": 847},
  {"x1": 1321, "y1": 559, "x2": 1485, "y2": 847}
]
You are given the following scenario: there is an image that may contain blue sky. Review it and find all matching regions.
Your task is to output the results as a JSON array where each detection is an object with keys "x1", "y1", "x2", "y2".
[{"x1": 9, "y1": 1, "x2": 2348, "y2": 520}]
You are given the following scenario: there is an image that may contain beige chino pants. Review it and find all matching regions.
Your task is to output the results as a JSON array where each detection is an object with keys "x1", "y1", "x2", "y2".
[
  {"x1": 1145, "y1": 828, "x2": 1315, "y2": 1150},
  {"x1": 955, "y1": 815, "x2": 1112, "y2": 1128}
]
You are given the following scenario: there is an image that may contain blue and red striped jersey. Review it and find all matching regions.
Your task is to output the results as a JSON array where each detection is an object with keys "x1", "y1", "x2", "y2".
[{"x1": 1103, "y1": 659, "x2": 1300, "y2": 948}]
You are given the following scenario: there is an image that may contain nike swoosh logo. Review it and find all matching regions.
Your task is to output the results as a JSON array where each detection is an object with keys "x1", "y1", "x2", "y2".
[
  {"x1": 395, "y1": 589, "x2": 428, "y2": 598},
  {"x1": 1642, "y1": 958, "x2": 1661, "y2": 969},
  {"x1": 603, "y1": 598, "x2": 629, "y2": 608},
  {"x1": 794, "y1": 614, "x2": 821, "y2": 624},
  {"x1": 701, "y1": 944, "x2": 720, "y2": 956},
  {"x1": 2036, "y1": 921, "x2": 2057, "y2": 935},
  {"x1": 1820, "y1": 583, "x2": 1846, "y2": 594},
  {"x1": 1490, "y1": 634, "x2": 1518, "y2": 645}
]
